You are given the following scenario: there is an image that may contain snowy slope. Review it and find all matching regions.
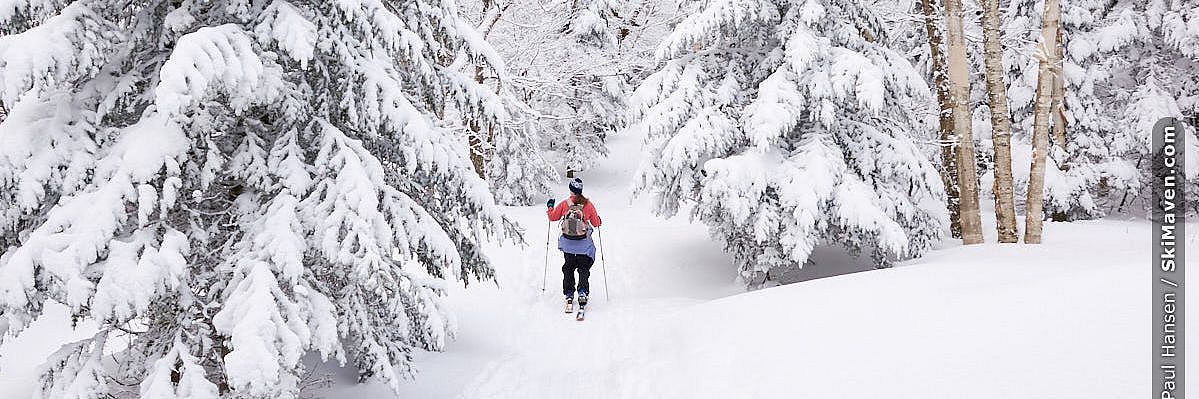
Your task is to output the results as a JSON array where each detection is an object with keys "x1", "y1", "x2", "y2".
[{"x1": 623, "y1": 219, "x2": 1155, "y2": 399}]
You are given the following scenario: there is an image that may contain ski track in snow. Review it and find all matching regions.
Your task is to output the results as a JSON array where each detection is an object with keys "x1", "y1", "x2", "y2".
[{"x1": 397, "y1": 130, "x2": 743, "y2": 399}]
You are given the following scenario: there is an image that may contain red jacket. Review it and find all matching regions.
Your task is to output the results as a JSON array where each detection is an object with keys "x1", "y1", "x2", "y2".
[{"x1": 547, "y1": 196, "x2": 602, "y2": 227}]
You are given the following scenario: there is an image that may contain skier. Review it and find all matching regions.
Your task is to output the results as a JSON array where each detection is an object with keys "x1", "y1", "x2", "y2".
[{"x1": 547, "y1": 177, "x2": 602, "y2": 318}]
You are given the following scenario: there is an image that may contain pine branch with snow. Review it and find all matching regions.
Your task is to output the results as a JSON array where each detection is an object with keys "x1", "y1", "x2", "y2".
[{"x1": 0, "y1": 0, "x2": 518, "y2": 397}]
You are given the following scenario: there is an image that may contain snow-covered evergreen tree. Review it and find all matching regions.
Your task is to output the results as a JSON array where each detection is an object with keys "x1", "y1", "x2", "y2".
[
  {"x1": 465, "y1": 0, "x2": 680, "y2": 178},
  {"x1": 481, "y1": 117, "x2": 559, "y2": 205},
  {"x1": 982, "y1": 0, "x2": 1199, "y2": 218},
  {"x1": 0, "y1": 0, "x2": 516, "y2": 397},
  {"x1": 567, "y1": 0, "x2": 625, "y2": 48},
  {"x1": 630, "y1": 0, "x2": 948, "y2": 286},
  {"x1": 968, "y1": 0, "x2": 1199, "y2": 219},
  {"x1": 452, "y1": 0, "x2": 558, "y2": 206},
  {"x1": 552, "y1": 0, "x2": 630, "y2": 175},
  {"x1": 1052, "y1": 0, "x2": 1199, "y2": 216}
]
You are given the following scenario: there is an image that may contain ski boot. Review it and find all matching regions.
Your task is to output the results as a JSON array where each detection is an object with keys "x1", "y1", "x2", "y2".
[{"x1": 575, "y1": 291, "x2": 588, "y2": 321}]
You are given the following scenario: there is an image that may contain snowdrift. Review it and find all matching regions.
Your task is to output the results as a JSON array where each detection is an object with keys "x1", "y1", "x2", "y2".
[{"x1": 618, "y1": 219, "x2": 1151, "y2": 399}]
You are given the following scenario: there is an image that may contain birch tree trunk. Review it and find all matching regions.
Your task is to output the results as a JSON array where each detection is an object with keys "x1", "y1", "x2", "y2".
[
  {"x1": 921, "y1": 0, "x2": 962, "y2": 238},
  {"x1": 1024, "y1": 0, "x2": 1062, "y2": 244},
  {"x1": 1048, "y1": 113, "x2": 1069, "y2": 222},
  {"x1": 944, "y1": 0, "x2": 984, "y2": 244},
  {"x1": 1051, "y1": 33, "x2": 1068, "y2": 151},
  {"x1": 980, "y1": 0, "x2": 1018, "y2": 242},
  {"x1": 1051, "y1": 78, "x2": 1067, "y2": 150},
  {"x1": 1049, "y1": 33, "x2": 1069, "y2": 222}
]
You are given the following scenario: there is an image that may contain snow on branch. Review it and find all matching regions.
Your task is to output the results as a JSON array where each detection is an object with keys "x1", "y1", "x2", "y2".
[
  {"x1": 655, "y1": 0, "x2": 772, "y2": 60},
  {"x1": 0, "y1": 113, "x2": 187, "y2": 330},
  {"x1": 156, "y1": 24, "x2": 283, "y2": 115},
  {"x1": 254, "y1": 0, "x2": 318, "y2": 68},
  {"x1": 0, "y1": 3, "x2": 118, "y2": 107}
]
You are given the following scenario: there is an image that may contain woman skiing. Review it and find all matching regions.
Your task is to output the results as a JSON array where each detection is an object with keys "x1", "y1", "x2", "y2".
[{"x1": 547, "y1": 178, "x2": 602, "y2": 313}]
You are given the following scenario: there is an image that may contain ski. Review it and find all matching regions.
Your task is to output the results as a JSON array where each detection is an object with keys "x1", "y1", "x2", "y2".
[{"x1": 575, "y1": 307, "x2": 585, "y2": 321}]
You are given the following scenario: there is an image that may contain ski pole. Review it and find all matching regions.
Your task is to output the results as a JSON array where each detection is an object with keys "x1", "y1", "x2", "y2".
[
  {"x1": 597, "y1": 227, "x2": 610, "y2": 301},
  {"x1": 541, "y1": 221, "x2": 551, "y2": 292}
]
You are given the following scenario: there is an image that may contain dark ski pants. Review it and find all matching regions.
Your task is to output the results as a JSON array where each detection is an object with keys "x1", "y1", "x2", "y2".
[{"x1": 562, "y1": 253, "x2": 594, "y2": 300}]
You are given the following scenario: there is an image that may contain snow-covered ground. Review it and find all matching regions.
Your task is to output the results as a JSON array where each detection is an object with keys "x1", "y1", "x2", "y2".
[
  {"x1": 627, "y1": 218, "x2": 1153, "y2": 398},
  {"x1": 1, "y1": 127, "x2": 1193, "y2": 398}
]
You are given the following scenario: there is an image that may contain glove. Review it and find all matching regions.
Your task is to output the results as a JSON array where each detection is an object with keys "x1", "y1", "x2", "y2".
[{"x1": 547, "y1": 198, "x2": 555, "y2": 208}]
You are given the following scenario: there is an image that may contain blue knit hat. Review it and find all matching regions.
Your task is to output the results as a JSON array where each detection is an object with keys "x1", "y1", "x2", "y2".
[{"x1": 569, "y1": 178, "x2": 583, "y2": 195}]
